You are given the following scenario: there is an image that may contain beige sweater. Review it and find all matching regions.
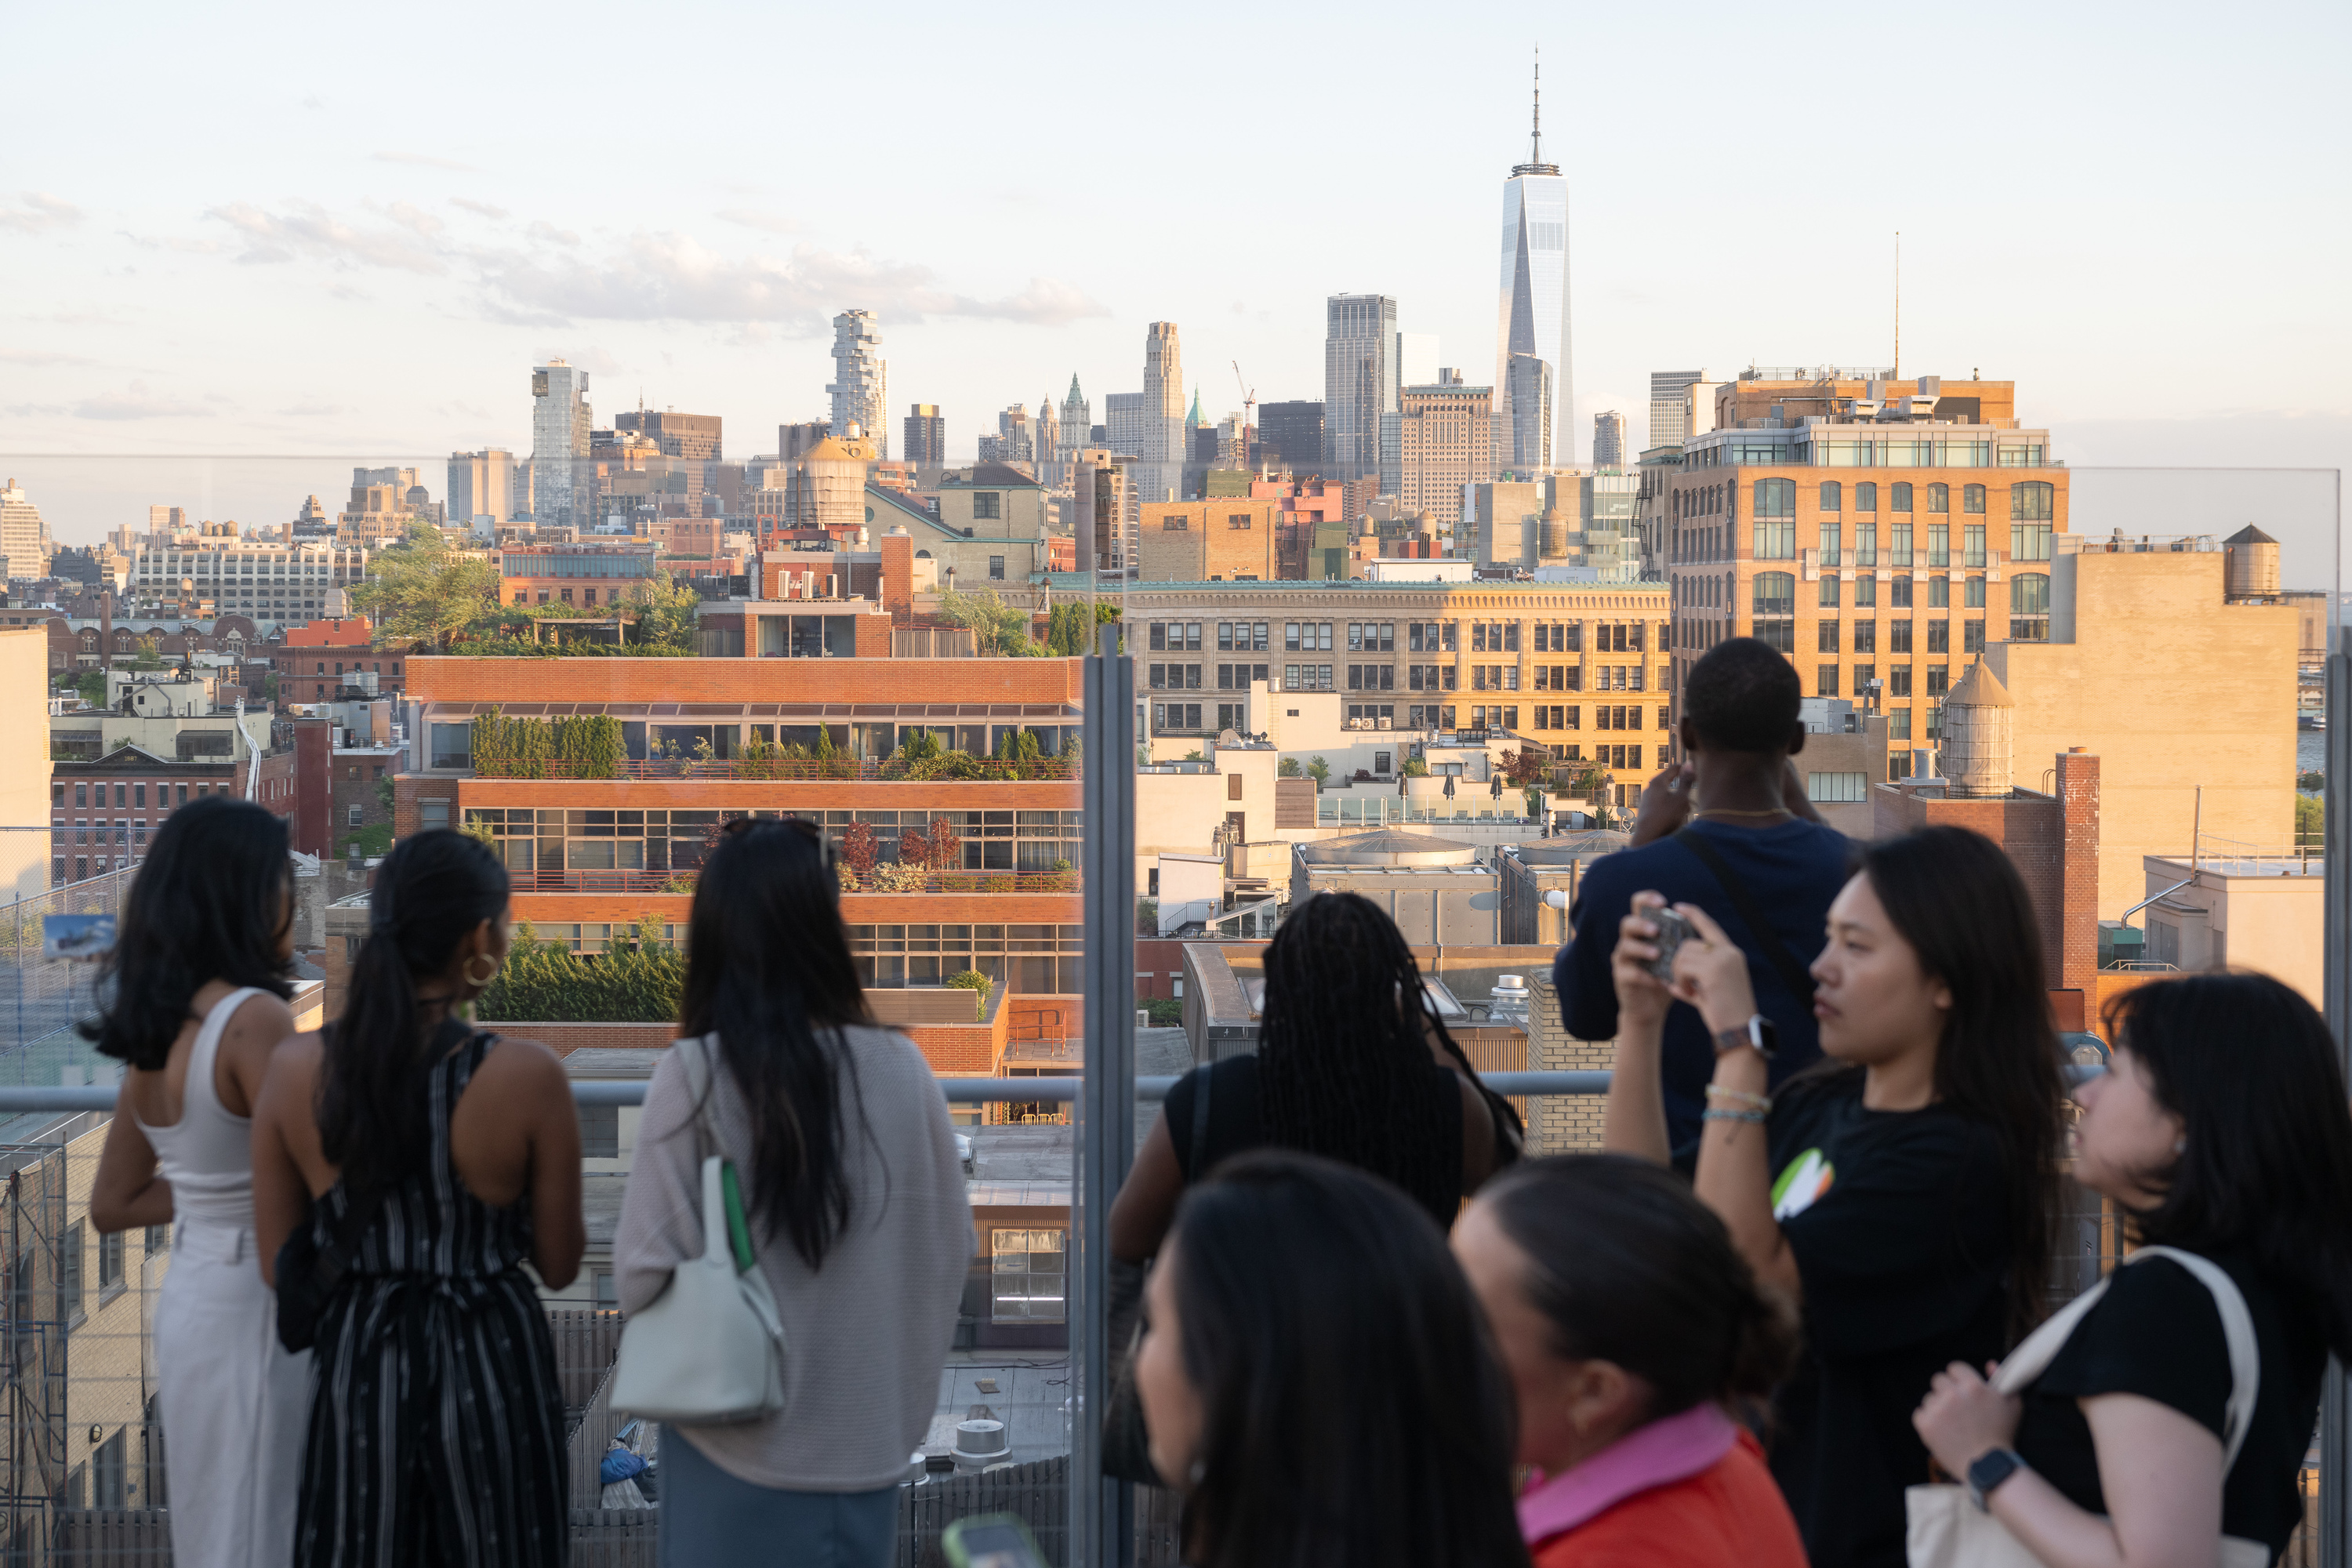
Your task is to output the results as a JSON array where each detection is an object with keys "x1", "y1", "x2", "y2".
[{"x1": 613, "y1": 1026, "x2": 972, "y2": 1490}]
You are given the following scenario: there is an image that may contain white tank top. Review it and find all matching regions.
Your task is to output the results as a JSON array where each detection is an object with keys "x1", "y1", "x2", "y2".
[{"x1": 133, "y1": 986, "x2": 267, "y2": 1230}]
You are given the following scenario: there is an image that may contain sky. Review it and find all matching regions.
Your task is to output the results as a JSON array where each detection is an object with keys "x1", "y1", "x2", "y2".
[{"x1": 3, "y1": 0, "x2": 2347, "y2": 579}]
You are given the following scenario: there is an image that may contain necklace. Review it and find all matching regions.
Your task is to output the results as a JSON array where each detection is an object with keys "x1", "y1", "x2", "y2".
[{"x1": 1691, "y1": 807, "x2": 1793, "y2": 821}]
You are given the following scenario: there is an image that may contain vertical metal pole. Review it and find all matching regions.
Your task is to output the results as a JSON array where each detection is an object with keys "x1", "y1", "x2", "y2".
[
  {"x1": 2323, "y1": 470, "x2": 2348, "y2": 1568},
  {"x1": 1074, "y1": 621, "x2": 1137, "y2": 1566}
]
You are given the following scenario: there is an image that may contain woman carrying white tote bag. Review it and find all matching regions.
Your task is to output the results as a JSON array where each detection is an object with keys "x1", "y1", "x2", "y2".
[
  {"x1": 1911, "y1": 975, "x2": 2352, "y2": 1568},
  {"x1": 613, "y1": 821, "x2": 973, "y2": 1568}
]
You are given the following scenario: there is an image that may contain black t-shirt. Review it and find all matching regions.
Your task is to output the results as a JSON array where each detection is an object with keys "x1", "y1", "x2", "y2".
[
  {"x1": 1555, "y1": 818, "x2": 1851, "y2": 1147},
  {"x1": 2016, "y1": 1248, "x2": 2326, "y2": 1557},
  {"x1": 1160, "y1": 1055, "x2": 1468, "y2": 1232},
  {"x1": 1752, "y1": 1073, "x2": 2015, "y2": 1568}
]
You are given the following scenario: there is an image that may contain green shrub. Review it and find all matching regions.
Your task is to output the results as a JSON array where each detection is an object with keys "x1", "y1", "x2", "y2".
[
  {"x1": 475, "y1": 917, "x2": 683, "y2": 1023},
  {"x1": 1142, "y1": 997, "x2": 1184, "y2": 1027}
]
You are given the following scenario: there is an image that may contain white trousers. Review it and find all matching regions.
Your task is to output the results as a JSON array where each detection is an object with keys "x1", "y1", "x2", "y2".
[{"x1": 151, "y1": 1218, "x2": 311, "y2": 1568}]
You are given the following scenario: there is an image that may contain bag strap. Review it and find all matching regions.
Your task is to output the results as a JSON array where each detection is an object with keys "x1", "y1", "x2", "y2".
[
  {"x1": 676, "y1": 1034, "x2": 717, "y2": 1166},
  {"x1": 2127, "y1": 1247, "x2": 2263, "y2": 1474},
  {"x1": 1671, "y1": 828, "x2": 1817, "y2": 1009},
  {"x1": 1993, "y1": 1276, "x2": 2114, "y2": 1395},
  {"x1": 1188, "y1": 1062, "x2": 1215, "y2": 1182}
]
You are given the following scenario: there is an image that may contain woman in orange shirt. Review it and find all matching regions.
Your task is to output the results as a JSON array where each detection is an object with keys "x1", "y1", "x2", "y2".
[{"x1": 1454, "y1": 1155, "x2": 1809, "y2": 1568}]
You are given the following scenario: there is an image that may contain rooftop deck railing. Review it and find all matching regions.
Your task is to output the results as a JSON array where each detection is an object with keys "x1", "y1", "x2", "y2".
[{"x1": 463, "y1": 757, "x2": 1080, "y2": 782}]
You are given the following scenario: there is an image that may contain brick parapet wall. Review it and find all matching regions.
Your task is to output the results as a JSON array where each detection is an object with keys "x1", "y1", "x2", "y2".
[
  {"x1": 405, "y1": 655, "x2": 1085, "y2": 707},
  {"x1": 1525, "y1": 971, "x2": 1613, "y2": 1153},
  {"x1": 2056, "y1": 752, "x2": 2102, "y2": 996}
]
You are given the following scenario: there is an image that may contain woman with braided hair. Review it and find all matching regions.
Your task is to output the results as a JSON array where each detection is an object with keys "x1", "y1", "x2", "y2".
[{"x1": 1112, "y1": 889, "x2": 1521, "y2": 1257}]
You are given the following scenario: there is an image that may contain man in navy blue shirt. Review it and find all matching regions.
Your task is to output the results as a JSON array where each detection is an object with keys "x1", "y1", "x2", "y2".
[{"x1": 1555, "y1": 638, "x2": 1853, "y2": 1148}]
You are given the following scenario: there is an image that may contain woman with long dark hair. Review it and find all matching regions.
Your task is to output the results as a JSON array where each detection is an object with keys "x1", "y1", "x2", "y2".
[
  {"x1": 1604, "y1": 824, "x2": 2064, "y2": 1568},
  {"x1": 252, "y1": 828, "x2": 584, "y2": 1568},
  {"x1": 1133, "y1": 1149, "x2": 1530, "y2": 1568},
  {"x1": 87, "y1": 797, "x2": 306, "y2": 1567},
  {"x1": 1455, "y1": 1156, "x2": 1806, "y2": 1567},
  {"x1": 612, "y1": 818, "x2": 971, "y2": 1568},
  {"x1": 1914, "y1": 972, "x2": 2352, "y2": 1566},
  {"x1": 1110, "y1": 889, "x2": 1520, "y2": 1260}
]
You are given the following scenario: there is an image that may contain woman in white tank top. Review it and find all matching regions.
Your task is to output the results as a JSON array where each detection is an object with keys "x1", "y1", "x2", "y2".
[{"x1": 86, "y1": 797, "x2": 308, "y2": 1566}]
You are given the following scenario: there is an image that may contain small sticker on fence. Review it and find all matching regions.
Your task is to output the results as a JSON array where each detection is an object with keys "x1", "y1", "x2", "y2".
[{"x1": 43, "y1": 915, "x2": 115, "y2": 960}]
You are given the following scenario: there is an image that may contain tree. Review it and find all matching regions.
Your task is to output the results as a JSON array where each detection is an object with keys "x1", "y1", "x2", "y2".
[
  {"x1": 349, "y1": 520, "x2": 498, "y2": 650},
  {"x1": 938, "y1": 586, "x2": 1037, "y2": 656},
  {"x1": 2299, "y1": 769, "x2": 2325, "y2": 793},
  {"x1": 1501, "y1": 746, "x2": 1550, "y2": 788},
  {"x1": 1277, "y1": 757, "x2": 1301, "y2": 778},
  {"x1": 839, "y1": 821, "x2": 880, "y2": 876},
  {"x1": 2297, "y1": 793, "x2": 2324, "y2": 848},
  {"x1": 631, "y1": 571, "x2": 701, "y2": 652},
  {"x1": 1305, "y1": 755, "x2": 1330, "y2": 787}
]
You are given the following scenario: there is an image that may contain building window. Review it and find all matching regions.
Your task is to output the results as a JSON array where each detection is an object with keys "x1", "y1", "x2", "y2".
[
  {"x1": 2011, "y1": 573, "x2": 2051, "y2": 641},
  {"x1": 1889, "y1": 620, "x2": 1913, "y2": 654},
  {"x1": 1889, "y1": 709, "x2": 1912, "y2": 740},
  {"x1": 1752, "y1": 572, "x2": 1795, "y2": 617},
  {"x1": 2011, "y1": 481, "x2": 2055, "y2": 521},
  {"x1": 1753, "y1": 477, "x2": 1795, "y2": 517},
  {"x1": 1855, "y1": 575, "x2": 1878, "y2": 608},
  {"x1": 1964, "y1": 619, "x2": 1987, "y2": 653},
  {"x1": 1819, "y1": 481, "x2": 1842, "y2": 513},
  {"x1": 1963, "y1": 484, "x2": 1987, "y2": 514},
  {"x1": 1817, "y1": 620, "x2": 1839, "y2": 654},
  {"x1": 1926, "y1": 666, "x2": 1950, "y2": 699},
  {"x1": 61, "y1": 1222, "x2": 84, "y2": 1327},
  {"x1": 1818, "y1": 575, "x2": 1841, "y2": 609},
  {"x1": 1889, "y1": 666, "x2": 1912, "y2": 697},
  {"x1": 1853, "y1": 620, "x2": 1878, "y2": 654},
  {"x1": 1808, "y1": 771, "x2": 1867, "y2": 803},
  {"x1": 1890, "y1": 576, "x2": 1914, "y2": 609},
  {"x1": 96, "y1": 1231, "x2": 124, "y2": 1301},
  {"x1": 990, "y1": 1229, "x2": 1065, "y2": 1323},
  {"x1": 988, "y1": 555, "x2": 1005, "y2": 580},
  {"x1": 1927, "y1": 619, "x2": 1950, "y2": 653},
  {"x1": 1855, "y1": 482, "x2": 1878, "y2": 513},
  {"x1": 1929, "y1": 575, "x2": 1950, "y2": 608},
  {"x1": 1890, "y1": 482, "x2": 1913, "y2": 514},
  {"x1": 1965, "y1": 575, "x2": 1987, "y2": 608},
  {"x1": 972, "y1": 492, "x2": 1001, "y2": 521},
  {"x1": 347, "y1": 805, "x2": 363, "y2": 828},
  {"x1": 419, "y1": 799, "x2": 452, "y2": 829},
  {"x1": 2011, "y1": 522, "x2": 2053, "y2": 562},
  {"x1": 1817, "y1": 664, "x2": 1840, "y2": 698}
]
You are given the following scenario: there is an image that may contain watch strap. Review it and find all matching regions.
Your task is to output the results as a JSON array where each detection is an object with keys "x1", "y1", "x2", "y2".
[{"x1": 1965, "y1": 1448, "x2": 2024, "y2": 1511}]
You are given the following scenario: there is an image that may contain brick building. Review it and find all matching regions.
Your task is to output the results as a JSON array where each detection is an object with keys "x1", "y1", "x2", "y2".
[
  {"x1": 276, "y1": 619, "x2": 407, "y2": 703},
  {"x1": 48, "y1": 749, "x2": 238, "y2": 884},
  {"x1": 393, "y1": 657, "x2": 1086, "y2": 1054},
  {"x1": 1661, "y1": 372, "x2": 2065, "y2": 773}
]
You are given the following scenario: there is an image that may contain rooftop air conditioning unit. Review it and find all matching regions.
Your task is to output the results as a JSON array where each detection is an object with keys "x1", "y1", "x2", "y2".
[{"x1": 1377, "y1": 717, "x2": 1392, "y2": 729}]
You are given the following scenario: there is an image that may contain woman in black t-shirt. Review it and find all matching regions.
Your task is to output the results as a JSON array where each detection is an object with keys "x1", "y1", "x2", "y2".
[
  {"x1": 1914, "y1": 971, "x2": 2352, "y2": 1566},
  {"x1": 1111, "y1": 891, "x2": 1521, "y2": 1258},
  {"x1": 1603, "y1": 825, "x2": 2065, "y2": 1568}
]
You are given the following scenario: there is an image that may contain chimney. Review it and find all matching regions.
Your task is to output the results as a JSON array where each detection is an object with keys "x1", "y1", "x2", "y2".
[{"x1": 880, "y1": 528, "x2": 913, "y2": 619}]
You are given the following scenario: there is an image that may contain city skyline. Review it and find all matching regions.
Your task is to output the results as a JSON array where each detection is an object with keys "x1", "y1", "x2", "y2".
[{"x1": 0, "y1": 2, "x2": 2345, "y2": 563}]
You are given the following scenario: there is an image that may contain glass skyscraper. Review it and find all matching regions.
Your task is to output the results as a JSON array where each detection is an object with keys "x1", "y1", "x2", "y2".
[{"x1": 1493, "y1": 60, "x2": 1570, "y2": 470}]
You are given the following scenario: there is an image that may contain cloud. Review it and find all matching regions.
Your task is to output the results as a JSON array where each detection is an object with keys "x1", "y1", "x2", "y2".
[
  {"x1": 0, "y1": 350, "x2": 95, "y2": 367},
  {"x1": 385, "y1": 201, "x2": 445, "y2": 239},
  {"x1": 205, "y1": 200, "x2": 444, "y2": 273},
  {"x1": 716, "y1": 208, "x2": 800, "y2": 235},
  {"x1": 370, "y1": 151, "x2": 479, "y2": 172},
  {"x1": 530, "y1": 347, "x2": 622, "y2": 376},
  {"x1": 278, "y1": 397, "x2": 344, "y2": 417},
  {"x1": 527, "y1": 220, "x2": 581, "y2": 247},
  {"x1": 0, "y1": 192, "x2": 82, "y2": 233},
  {"x1": 73, "y1": 381, "x2": 213, "y2": 420},
  {"x1": 450, "y1": 198, "x2": 509, "y2": 220},
  {"x1": 118, "y1": 230, "x2": 225, "y2": 254},
  {"x1": 480, "y1": 231, "x2": 1108, "y2": 328}
]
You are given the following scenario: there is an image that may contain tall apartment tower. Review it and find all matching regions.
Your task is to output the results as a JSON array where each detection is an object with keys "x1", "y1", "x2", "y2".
[
  {"x1": 1504, "y1": 354, "x2": 1554, "y2": 474},
  {"x1": 1593, "y1": 410, "x2": 1628, "y2": 471},
  {"x1": 1323, "y1": 293, "x2": 1399, "y2": 483},
  {"x1": 903, "y1": 405, "x2": 946, "y2": 465},
  {"x1": 1494, "y1": 56, "x2": 1571, "y2": 470},
  {"x1": 529, "y1": 361, "x2": 591, "y2": 528},
  {"x1": 826, "y1": 310, "x2": 888, "y2": 457},
  {"x1": 1036, "y1": 396, "x2": 1060, "y2": 475},
  {"x1": 0, "y1": 480, "x2": 52, "y2": 579},
  {"x1": 1399, "y1": 381, "x2": 1495, "y2": 528},
  {"x1": 1139, "y1": 322, "x2": 1185, "y2": 502},
  {"x1": 1648, "y1": 370, "x2": 1707, "y2": 450},
  {"x1": 447, "y1": 449, "x2": 516, "y2": 539}
]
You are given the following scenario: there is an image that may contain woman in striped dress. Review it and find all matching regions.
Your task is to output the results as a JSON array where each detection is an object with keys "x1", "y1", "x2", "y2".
[{"x1": 254, "y1": 829, "x2": 585, "y2": 1568}]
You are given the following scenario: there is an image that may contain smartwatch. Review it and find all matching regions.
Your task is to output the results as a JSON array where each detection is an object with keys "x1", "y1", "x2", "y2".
[
  {"x1": 1711, "y1": 1014, "x2": 1777, "y2": 1061},
  {"x1": 1965, "y1": 1448, "x2": 2025, "y2": 1512}
]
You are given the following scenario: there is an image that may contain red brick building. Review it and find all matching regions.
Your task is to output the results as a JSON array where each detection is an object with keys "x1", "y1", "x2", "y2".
[
  {"x1": 278, "y1": 619, "x2": 406, "y2": 704},
  {"x1": 394, "y1": 656, "x2": 1087, "y2": 1057}
]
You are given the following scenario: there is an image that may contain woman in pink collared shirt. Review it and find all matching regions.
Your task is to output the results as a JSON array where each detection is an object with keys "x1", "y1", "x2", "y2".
[{"x1": 1454, "y1": 1155, "x2": 1808, "y2": 1568}]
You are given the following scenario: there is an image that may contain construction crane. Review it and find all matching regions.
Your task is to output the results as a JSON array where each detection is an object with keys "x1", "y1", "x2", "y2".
[{"x1": 1231, "y1": 361, "x2": 1259, "y2": 477}]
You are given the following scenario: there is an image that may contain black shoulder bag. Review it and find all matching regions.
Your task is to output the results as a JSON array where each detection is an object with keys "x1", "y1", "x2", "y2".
[{"x1": 1671, "y1": 829, "x2": 1817, "y2": 1010}]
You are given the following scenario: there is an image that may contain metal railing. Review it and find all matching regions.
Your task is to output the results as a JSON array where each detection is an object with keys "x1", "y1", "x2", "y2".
[
  {"x1": 502, "y1": 868, "x2": 1083, "y2": 897},
  {"x1": 463, "y1": 757, "x2": 1080, "y2": 783}
]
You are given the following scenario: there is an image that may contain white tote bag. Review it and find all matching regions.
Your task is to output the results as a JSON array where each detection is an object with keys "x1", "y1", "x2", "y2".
[
  {"x1": 609, "y1": 1036, "x2": 788, "y2": 1425},
  {"x1": 1905, "y1": 1245, "x2": 2267, "y2": 1568}
]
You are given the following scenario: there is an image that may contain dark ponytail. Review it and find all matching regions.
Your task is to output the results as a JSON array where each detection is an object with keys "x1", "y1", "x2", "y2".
[
  {"x1": 1483, "y1": 1154, "x2": 1797, "y2": 1418},
  {"x1": 321, "y1": 829, "x2": 510, "y2": 1200},
  {"x1": 84, "y1": 796, "x2": 292, "y2": 1069}
]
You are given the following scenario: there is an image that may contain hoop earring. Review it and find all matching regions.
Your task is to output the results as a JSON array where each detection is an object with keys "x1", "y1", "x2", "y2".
[{"x1": 463, "y1": 953, "x2": 501, "y2": 988}]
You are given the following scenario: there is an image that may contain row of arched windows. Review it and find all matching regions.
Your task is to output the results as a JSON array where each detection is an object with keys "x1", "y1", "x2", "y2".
[{"x1": 1746, "y1": 478, "x2": 2054, "y2": 518}]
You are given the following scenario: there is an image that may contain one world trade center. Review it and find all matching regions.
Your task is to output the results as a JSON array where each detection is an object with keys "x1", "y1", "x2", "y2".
[{"x1": 1493, "y1": 54, "x2": 1570, "y2": 471}]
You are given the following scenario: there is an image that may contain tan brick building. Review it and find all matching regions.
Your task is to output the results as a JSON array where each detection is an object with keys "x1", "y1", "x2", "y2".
[
  {"x1": 1399, "y1": 382, "x2": 1495, "y2": 528},
  {"x1": 1663, "y1": 372, "x2": 2063, "y2": 773},
  {"x1": 1134, "y1": 500, "x2": 1282, "y2": 582}
]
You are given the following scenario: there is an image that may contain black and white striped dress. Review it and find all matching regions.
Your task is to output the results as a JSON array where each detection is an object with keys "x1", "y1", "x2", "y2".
[{"x1": 294, "y1": 1032, "x2": 567, "y2": 1568}]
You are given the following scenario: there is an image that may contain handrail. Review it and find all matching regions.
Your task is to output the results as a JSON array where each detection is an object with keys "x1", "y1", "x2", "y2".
[{"x1": 0, "y1": 1065, "x2": 2100, "y2": 1116}]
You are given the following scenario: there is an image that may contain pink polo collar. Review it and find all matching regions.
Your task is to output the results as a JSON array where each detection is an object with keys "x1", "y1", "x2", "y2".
[{"x1": 1517, "y1": 1402, "x2": 1741, "y2": 1544}]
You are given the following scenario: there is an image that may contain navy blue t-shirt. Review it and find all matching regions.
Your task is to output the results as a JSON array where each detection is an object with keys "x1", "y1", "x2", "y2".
[{"x1": 1554, "y1": 817, "x2": 1852, "y2": 1146}]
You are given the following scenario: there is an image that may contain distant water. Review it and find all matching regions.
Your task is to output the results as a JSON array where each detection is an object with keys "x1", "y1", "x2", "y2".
[{"x1": 2300, "y1": 730, "x2": 2325, "y2": 783}]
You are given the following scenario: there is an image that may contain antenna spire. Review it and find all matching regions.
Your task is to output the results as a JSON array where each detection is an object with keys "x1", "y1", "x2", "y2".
[{"x1": 1512, "y1": 45, "x2": 1560, "y2": 176}]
